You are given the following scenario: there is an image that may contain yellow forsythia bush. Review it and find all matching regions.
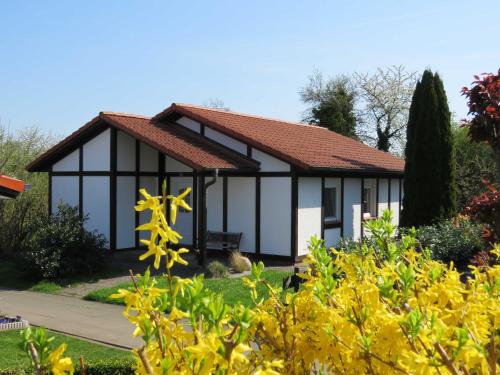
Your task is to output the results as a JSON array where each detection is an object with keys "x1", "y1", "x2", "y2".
[{"x1": 41, "y1": 184, "x2": 499, "y2": 374}]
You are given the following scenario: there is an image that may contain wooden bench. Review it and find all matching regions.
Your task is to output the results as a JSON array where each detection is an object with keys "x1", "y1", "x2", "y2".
[{"x1": 206, "y1": 231, "x2": 242, "y2": 251}]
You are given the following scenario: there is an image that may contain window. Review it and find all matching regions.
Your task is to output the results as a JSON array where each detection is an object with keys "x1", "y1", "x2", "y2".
[
  {"x1": 363, "y1": 187, "x2": 377, "y2": 218},
  {"x1": 324, "y1": 187, "x2": 338, "y2": 221}
]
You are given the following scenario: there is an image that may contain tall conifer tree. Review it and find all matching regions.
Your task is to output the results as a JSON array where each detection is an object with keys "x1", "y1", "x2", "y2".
[{"x1": 402, "y1": 70, "x2": 456, "y2": 227}]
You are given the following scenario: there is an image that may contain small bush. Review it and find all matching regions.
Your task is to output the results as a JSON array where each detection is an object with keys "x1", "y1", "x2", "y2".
[
  {"x1": 20, "y1": 203, "x2": 107, "y2": 279},
  {"x1": 0, "y1": 359, "x2": 135, "y2": 375},
  {"x1": 206, "y1": 260, "x2": 229, "y2": 278},
  {"x1": 416, "y1": 217, "x2": 485, "y2": 270},
  {"x1": 78, "y1": 358, "x2": 135, "y2": 375},
  {"x1": 229, "y1": 250, "x2": 251, "y2": 273}
]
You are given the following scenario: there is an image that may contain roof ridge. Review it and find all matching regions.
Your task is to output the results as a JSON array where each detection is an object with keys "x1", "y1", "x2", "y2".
[
  {"x1": 100, "y1": 111, "x2": 151, "y2": 120},
  {"x1": 174, "y1": 103, "x2": 327, "y2": 130}
]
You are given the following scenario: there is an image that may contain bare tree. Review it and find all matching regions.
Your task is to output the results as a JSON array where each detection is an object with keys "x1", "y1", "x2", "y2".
[
  {"x1": 354, "y1": 65, "x2": 417, "y2": 153},
  {"x1": 203, "y1": 98, "x2": 230, "y2": 111}
]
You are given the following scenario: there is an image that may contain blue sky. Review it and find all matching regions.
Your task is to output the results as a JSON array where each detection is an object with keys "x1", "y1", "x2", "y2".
[{"x1": 1, "y1": 1, "x2": 499, "y2": 137}]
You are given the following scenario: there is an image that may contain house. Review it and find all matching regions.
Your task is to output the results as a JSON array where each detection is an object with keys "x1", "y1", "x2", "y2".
[
  {"x1": 27, "y1": 103, "x2": 404, "y2": 262},
  {"x1": 0, "y1": 175, "x2": 25, "y2": 199}
]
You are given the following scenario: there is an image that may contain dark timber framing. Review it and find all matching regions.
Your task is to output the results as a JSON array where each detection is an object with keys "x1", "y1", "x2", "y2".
[
  {"x1": 291, "y1": 170, "x2": 298, "y2": 260},
  {"x1": 109, "y1": 128, "x2": 117, "y2": 250},
  {"x1": 340, "y1": 177, "x2": 344, "y2": 237},
  {"x1": 42, "y1": 121, "x2": 404, "y2": 262},
  {"x1": 360, "y1": 177, "x2": 365, "y2": 239},
  {"x1": 135, "y1": 139, "x2": 140, "y2": 248},
  {"x1": 388, "y1": 178, "x2": 392, "y2": 212},
  {"x1": 399, "y1": 178, "x2": 402, "y2": 219},
  {"x1": 192, "y1": 172, "x2": 198, "y2": 250},
  {"x1": 222, "y1": 176, "x2": 228, "y2": 232},
  {"x1": 255, "y1": 176, "x2": 261, "y2": 255},
  {"x1": 78, "y1": 148, "x2": 83, "y2": 219},
  {"x1": 376, "y1": 177, "x2": 380, "y2": 217},
  {"x1": 320, "y1": 177, "x2": 325, "y2": 239}
]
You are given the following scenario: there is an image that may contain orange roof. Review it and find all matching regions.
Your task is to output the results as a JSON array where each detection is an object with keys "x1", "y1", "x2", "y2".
[
  {"x1": 0, "y1": 175, "x2": 25, "y2": 198},
  {"x1": 155, "y1": 103, "x2": 405, "y2": 174}
]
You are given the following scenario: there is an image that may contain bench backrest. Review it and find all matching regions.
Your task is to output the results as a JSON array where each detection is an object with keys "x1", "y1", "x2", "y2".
[{"x1": 206, "y1": 231, "x2": 242, "y2": 244}]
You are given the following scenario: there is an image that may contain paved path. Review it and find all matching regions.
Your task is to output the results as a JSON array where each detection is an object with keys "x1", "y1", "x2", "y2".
[{"x1": 0, "y1": 290, "x2": 140, "y2": 349}]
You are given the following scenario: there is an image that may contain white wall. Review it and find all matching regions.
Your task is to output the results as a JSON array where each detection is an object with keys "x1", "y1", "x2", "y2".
[
  {"x1": 227, "y1": 177, "x2": 256, "y2": 253},
  {"x1": 83, "y1": 129, "x2": 110, "y2": 171},
  {"x1": 83, "y1": 176, "x2": 110, "y2": 243},
  {"x1": 260, "y1": 177, "x2": 291, "y2": 256},
  {"x1": 205, "y1": 127, "x2": 247, "y2": 155},
  {"x1": 251, "y1": 149, "x2": 289, "y2": 172},
  {"x1": 343, "y1": 178, "x2": 362, "y2": 240},
  {"x1": 117, "y1": 131, "x2": 136, "y2": 171},
  {"x1": 297, "y1": 177, "x2": 322, "y2": 256},
  {"x1": 170, "y1": 177, "x2": 194, "y2": 245},
  {"x1": 140, "y1": 142, "x2": 158, "y2": 172},
  {"x1": 116, "y1": 176, "x2": 136, "y2": 249},
  {"x1": 390, "y1": 179, "x2": 400, "y2": 225},
  {"x1": 378, "y1": 178, "x2": 389, "y2": 217},
  {"x1": 51, "y1": 176, "x2": 79, "y2": 209},
  {"x1": 325, "y1": 228, "x2": 341, "y2": 248},
  {"x1": 165, "y1": 155, "x2": 192, "y2": 173},
  {"x1": 206, "y1": 177, "x2": 223, "y2": 232},
  {"x1": 53, "y1": 149, "x2": 79, "y2": 172},
  {"x1": 177, "y1": 116, "x2": 201, "y2": 133}
]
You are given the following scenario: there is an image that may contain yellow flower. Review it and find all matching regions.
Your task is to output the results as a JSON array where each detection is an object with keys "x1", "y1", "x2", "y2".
[
  {"x1": 166, "y1": 248, "x2": 189, "y2": 269},
  {"x1": 138, "y1": 239, "x2": 166, "y2": 269},
  {"x1": 48, "y1": 343, "x2": 74, "y2": 375},
  {"x1": 134, "y1": 189, "x2": 160, "y2": 212},
  {"x1": 169, "y1": 187, "x2": 191, "y2": 224}
]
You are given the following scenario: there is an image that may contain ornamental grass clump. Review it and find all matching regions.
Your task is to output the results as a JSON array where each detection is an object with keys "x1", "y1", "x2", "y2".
[
  {"x1": 27, "y1": 184, "x2": 500, "y2": 374},
  {"x1": 229, "y1": 250, "x2": 251, "y2": 273}
]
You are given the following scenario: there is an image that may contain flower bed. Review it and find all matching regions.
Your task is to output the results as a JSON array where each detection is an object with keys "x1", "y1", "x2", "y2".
[{"x1": 0, "y1": 316, "x2": 29, "y2": 331}]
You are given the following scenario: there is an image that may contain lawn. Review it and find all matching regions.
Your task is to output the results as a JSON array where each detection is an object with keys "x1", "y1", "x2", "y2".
[
  {"x1": 0, "y1": 259, "x2": 124, "y2": 294},
  {"x1": 85, "y1": 269, "x2": 293, "y2": 307},
  {"x1": 0, "y1": 329, "x2": 132, "y2": 370}
]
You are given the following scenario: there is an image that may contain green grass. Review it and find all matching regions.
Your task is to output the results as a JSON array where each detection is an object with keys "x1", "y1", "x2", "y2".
[
  {"x1": 0, "y1": 259, "x2": 124, "y2": 294},
  {"x1": 85, "y1": 270, "x2": 292, "y2": 307},
  {"x1": 0, "y1": 329, "x2": 132, "y2": 370}
]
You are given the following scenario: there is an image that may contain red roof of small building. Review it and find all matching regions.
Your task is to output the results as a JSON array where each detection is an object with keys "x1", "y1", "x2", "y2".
[
  {"x1": 27, "y1": 103, "x2": 404, "y2": 175},
  {"x1": 155, "y1": 103, "x2": 405, "y2": 174},
  {"x1": 0, "y1": 175, "x2": 25, "y2": 198}
]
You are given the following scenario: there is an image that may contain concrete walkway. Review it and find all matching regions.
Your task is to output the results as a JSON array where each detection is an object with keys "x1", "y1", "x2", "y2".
[{"x1": 0, "y1": 290, "x2": 140, "y2": 349}]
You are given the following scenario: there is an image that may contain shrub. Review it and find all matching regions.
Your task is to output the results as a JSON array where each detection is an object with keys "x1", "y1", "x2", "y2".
[
  {"x1": 26, "y1": 186, "x2": 500, "y2": 374},
  {"x1": 416, "y1": 216, "x2": 485, "y2": 269},
  {"x1": 77, "y1": 358, "x2": 135, "y2": 375},
  {"x1": 0, "y1": 126, "x2": 54, "y2": 256},
  {"x1": 229, "y1": 250, "x2": 251, "y2": 273},
  {"x1": 206, "y1": 260, "x2": 229, "y2": 278},
  {"x1": 20, "y1": 203, "x2": 107, "y2": 279}
]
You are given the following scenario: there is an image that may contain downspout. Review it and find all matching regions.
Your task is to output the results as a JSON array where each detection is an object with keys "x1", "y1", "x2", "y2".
[{"x1": 198, "y1": 169, "x2": 218, "y2": 266}]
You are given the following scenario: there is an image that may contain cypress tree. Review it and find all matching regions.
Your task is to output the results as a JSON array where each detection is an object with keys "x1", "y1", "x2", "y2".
[
  {"x1": 402, "y1": 70, "x2": 456, "y2": 227},
  {"x1": 434, "y1": 73, "x2": 457, "y2": 218}
]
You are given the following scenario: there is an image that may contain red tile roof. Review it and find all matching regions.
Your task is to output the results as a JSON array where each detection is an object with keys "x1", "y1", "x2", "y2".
[
  {"x1": 155, "y1": 103, "x2": 404, "y2": 174},
  {"x1": 28, "y1": 103, "x2": 404, "y2": 175},
  {"x1": 27, "y1": 112, "x2": 259, "y2": 172},
  {"x1": 102, "y1": 113, "x2": 259, "y2": 171}
]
